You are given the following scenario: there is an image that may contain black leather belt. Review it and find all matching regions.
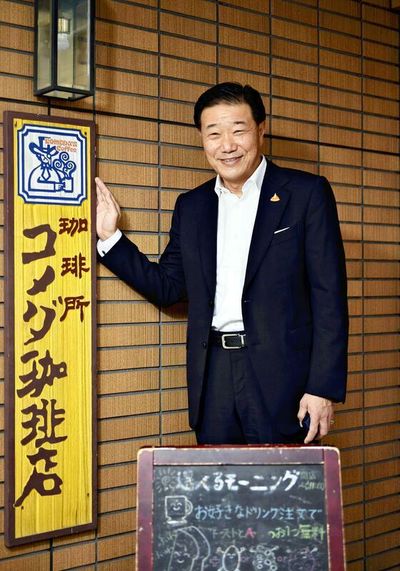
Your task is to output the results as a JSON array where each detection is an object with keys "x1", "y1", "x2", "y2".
[{"x1": 209, "y1": 330, "x2": 247, "y2": 349}]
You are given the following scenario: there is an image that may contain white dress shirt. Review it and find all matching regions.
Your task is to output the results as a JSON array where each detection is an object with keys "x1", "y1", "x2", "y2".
[
  {"x1": 98, "y1": 157, "x2": 267, "y2": 333},
  {"x1": 212, "y1": 156, "x2": 266, "y2": 332}
]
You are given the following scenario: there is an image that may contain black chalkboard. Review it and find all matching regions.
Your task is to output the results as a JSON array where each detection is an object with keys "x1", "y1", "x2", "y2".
[{"x1": 136, "y1": 446, "x2": 345, "y2": 571}]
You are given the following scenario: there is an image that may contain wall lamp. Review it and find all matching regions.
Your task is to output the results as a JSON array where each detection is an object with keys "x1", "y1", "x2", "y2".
[{"x1": 34, "y1": 0, "x2": 95, "y2": 100}]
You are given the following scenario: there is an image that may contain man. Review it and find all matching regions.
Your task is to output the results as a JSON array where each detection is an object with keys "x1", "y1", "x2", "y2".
[{"x1": 96, "y1": 82, "x2": 348, "y2": 445}]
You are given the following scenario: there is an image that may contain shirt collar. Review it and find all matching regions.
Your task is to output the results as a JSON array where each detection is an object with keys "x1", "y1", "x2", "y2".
[{"x1": 214, "y1": 155, "x2": 267, "y2": 197}]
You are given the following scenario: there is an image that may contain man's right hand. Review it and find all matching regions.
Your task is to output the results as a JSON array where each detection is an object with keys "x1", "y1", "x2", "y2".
[{"x1": 95, "y1": 177, "x2": 121, "y2": 241}]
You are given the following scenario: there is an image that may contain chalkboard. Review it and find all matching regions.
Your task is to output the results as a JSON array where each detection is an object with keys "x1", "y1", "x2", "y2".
[{"x1": 136, "y1": 446, "x2": 345, "y2": 571}]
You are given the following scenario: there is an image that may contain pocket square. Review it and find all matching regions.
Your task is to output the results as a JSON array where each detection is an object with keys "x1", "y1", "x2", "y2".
[{"x1": 274, "y1": 226, "x2": 290, "y2": 234}]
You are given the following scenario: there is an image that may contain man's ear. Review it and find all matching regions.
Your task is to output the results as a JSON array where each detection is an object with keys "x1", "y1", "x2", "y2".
[
  {"x1": 197, "y1": 125, "x2": 205, "y2": 147},
  {"x1": 258, "y1": 120, "x2": 266, "y2": 139}
]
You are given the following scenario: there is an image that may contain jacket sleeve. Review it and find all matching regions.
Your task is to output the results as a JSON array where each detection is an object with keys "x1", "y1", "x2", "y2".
[
  {"x1": 99, "y1": 194, "x2": 187, "y2": 307},
  {"x1": 304, "y1": 176, "x2": 349, "y2": 402}
]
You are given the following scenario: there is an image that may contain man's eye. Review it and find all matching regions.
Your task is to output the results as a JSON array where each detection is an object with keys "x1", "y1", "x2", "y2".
[{"x1": 234, "y1": 130, "x2": 245, "y2": 135}]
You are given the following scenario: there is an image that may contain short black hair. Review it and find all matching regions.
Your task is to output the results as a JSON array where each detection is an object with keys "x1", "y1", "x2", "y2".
[{"x1": 193, "y1": 82, "x2": 266, "y2": 129}]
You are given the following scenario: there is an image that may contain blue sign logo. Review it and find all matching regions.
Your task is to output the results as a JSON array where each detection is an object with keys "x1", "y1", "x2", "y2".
[{"x1": 18, "y1": 124, "x2": 87, "y2": 205}]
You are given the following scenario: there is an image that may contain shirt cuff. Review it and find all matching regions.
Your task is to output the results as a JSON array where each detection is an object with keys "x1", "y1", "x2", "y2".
[{"x1": 97, "y1": 229, "x2": 123, "y2": 257}]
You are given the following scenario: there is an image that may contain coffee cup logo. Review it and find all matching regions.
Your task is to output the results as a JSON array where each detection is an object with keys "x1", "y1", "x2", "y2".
[{"x1": 165, "y1": 495, "x2": 193, "y2": 525}]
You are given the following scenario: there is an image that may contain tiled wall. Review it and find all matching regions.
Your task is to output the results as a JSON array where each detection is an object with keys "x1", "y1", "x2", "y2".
[{"x1": 0, "y1": 0, "x2": 399, "y2": 568}]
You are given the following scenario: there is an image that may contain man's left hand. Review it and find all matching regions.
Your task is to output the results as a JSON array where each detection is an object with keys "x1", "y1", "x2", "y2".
[{"x1": 297, "y1": 393, "x2": 334, "y2": 444}]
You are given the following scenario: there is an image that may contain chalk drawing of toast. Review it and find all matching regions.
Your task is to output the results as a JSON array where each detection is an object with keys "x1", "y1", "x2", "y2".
[{"x1": 167, "y1": 526, "x2": 211, "y2": 571}]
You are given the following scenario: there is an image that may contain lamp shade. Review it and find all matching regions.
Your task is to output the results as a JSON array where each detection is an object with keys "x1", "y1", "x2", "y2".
[{"x1": 34, "y1": 0, "x2": 95, "y2": 100}]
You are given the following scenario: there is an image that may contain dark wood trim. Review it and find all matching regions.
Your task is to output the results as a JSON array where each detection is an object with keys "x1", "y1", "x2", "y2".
[
  {"x1": 136, "y1": 449, "x2": 155, "y2": 570},
  {"x1": 4, "y1": 111, "x2": 17, "y2": 548},
  {"x1": 90, "y1": 115, "x2": 98, "y2": 534},
  {"x1": 324, "y1": 448, "x2": 346, "y2": 571}
]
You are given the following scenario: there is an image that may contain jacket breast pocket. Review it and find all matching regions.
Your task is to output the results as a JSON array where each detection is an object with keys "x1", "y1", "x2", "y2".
[{"x1": 270, "y1": 223, "x2": 299, "y2": 246}]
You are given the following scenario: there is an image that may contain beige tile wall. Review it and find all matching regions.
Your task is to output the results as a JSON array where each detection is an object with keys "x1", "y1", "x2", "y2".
[{"x1": 0, "y1": 0, "x2": 399, "y2": 568}]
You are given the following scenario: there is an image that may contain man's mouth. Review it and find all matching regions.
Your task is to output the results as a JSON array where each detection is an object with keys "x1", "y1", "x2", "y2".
[{"x1": 219, "y1": 156, "x2": 242, "y2": 164}]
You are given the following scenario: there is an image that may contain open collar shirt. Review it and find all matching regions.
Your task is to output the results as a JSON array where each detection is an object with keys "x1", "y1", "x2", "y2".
[
  {"x1": 98, "y1": 157, "x2": 267, "y2": 334},
  {"x1": 211, "y1": 156, "x2": 267, "y2": 332}
]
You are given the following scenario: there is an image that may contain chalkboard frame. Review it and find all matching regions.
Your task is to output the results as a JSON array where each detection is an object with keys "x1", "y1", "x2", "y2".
[{"x1": 136, "y1": 446, "x2": 345, "y2": 571}]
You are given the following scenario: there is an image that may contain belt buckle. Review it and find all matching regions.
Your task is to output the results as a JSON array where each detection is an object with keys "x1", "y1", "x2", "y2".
[{"x1": 221, "y1": 333, "x2": 244, "y2": 349}]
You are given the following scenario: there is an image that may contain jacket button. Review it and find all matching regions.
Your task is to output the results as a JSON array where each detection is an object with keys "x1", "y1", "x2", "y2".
[
  {"x1": 208, "y1": 300, "x2": 214, "y2": 307},
  {"x1": 243, "y1": 299, "x2": 250, "y2": 304},
  {"x1": 202, "y1": 341, "x2": 208, "y2": 349}
]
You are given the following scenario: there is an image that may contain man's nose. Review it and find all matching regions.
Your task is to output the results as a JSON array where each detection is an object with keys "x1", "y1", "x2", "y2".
[{"x1": 220, "y1": 132, "x2": 237, "y2": 152}]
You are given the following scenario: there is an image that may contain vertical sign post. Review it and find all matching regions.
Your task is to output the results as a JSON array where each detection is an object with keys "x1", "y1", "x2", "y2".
[{"x1": 4, "y1": 112, "x2": 97, "y2": 546}]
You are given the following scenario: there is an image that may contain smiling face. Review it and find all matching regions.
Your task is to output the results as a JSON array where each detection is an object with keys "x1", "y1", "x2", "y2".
[{"x1": 199, "y1": 102, "x2": 266, "y2": 195}]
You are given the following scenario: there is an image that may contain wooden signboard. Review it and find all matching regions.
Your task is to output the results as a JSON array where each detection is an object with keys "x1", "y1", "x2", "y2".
[
  {"x1": 137, "y1": 446, "x2": 345, "y2": 570},
  {"x1": 4, "y1": 112, "x2": 97, "y2": 545}
]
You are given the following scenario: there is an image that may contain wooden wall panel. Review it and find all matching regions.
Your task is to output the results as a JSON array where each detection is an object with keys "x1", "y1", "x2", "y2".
[
  {"x1": 161, "y1": 13, "x2": 216, "y2": 42},
  {"x1": 220, "y1": 27, "x2": 269, "y2": 53},
  {"x1": 0, "y1": 0, "x2": 399, "y2": 568}
]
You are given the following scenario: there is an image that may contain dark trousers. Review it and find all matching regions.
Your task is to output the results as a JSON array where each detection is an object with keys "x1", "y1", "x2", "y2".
[
  {"x1": 195, "y1": 343, "x2": 307, "y2": 445},
  {"x1": 195, "y1": 343, "x2": 272, "y2": 444}
]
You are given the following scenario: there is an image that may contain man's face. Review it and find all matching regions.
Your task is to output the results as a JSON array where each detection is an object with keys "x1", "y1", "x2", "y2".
[{"x1": 199, "y1": 102, "x2": 265, "y2": 194}]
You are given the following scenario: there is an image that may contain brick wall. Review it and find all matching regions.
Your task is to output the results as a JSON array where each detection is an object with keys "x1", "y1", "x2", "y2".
[{"x1": 0, "y1": 0, "x2": 399, "y2": 568}]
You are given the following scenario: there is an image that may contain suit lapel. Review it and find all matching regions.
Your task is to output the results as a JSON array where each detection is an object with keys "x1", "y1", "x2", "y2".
[
  {"x1": 197, "y1": 181, "x2": 218, "y2": 298},
  {"x1": 244, "y1": 161, "x2": 291, "y2": 291},
  {"x1": 195, "y1": 161, "x2": 291, "y2": 297}
]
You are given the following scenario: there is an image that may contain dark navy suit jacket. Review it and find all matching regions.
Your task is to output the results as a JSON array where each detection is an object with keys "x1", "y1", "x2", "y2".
[{"x1": 101, "y1": 159, "x2": 348, "y2": 439}]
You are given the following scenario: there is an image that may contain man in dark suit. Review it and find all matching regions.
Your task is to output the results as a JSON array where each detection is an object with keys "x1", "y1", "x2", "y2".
[{"x1": 96, "y1": 82, "x2": 348, "y2": 445}]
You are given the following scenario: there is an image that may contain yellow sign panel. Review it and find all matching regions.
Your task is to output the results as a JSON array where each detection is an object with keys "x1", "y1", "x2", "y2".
[{"x1": 5, "y1": 113, "x2": 96, "y2": 545}]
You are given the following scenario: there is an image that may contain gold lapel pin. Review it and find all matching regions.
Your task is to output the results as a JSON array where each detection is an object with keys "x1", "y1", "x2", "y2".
[{"x1": 270, "y1": 193, "x2": 280, "y2": 202}]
